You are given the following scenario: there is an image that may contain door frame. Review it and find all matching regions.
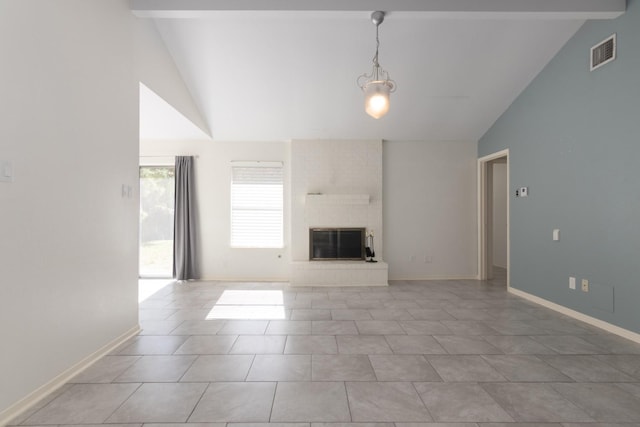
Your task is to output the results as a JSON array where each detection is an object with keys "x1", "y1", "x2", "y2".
[{"x1": 477, "y1": 149, "x2": 510, "y2": 287}]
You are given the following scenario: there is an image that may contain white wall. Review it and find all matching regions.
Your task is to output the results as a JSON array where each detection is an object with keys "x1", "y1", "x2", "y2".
[
  {"x1": 0, "y1": 0, "x2": 139, "y2": 419},
  {"x1": 140, "y1": 140, "x2": 290, "y2": 280},
  {"x1": 134, "y1": 18, "x2": 210, "y2": 137},
  {"x1": 492, "y1": 162, "x2": 508, "y2": 268},
  {"x1": 290, "y1": 140, "x2": 383, "y2": 261},
  {"x1": 383, "y1": 141, "x2": 477, "y2": 279},
  {"x1": 141, "y1": 139, "x2": 476, "y2": 282}
]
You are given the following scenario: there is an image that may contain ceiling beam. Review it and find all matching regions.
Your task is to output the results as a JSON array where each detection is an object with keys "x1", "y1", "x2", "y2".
[{"x1": 131, "y1": 0, "x2": 625, "y2": 19}]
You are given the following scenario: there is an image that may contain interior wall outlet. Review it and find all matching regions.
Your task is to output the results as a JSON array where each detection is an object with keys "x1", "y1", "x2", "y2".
[
  {"x1": 581, "y1": 279, "x2": 589, "y2": 292},
  {"x1": 569, "y1": 276, "x2": 576, "y2": 290},
  {"x1": 516, "y1": 186, "x2": 529, "y2": 197}
]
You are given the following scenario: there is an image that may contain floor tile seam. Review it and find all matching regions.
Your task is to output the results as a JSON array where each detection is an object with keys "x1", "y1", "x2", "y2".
[
  {"x1": 594, "y1": 356, "x2": 640, "y2": 381},
  {"x1": 309, "y1": 353, "x2": 319, "y2": 381},
  {"x1": 491, "y1": 381, "x2": 633, "y2": 423},
  {"x1": 381, "y1": 335, "x2": 397, "y2": 356},
  {"x1": 482, "y1": 379, "x2": 638, "y2": 389},
  {"x1": 363, "y1": 355, "x2": 381, "y2": 382},
  {"x1": 99, "y1": 381, "x2": 144, "y2": 425},
  {"x1": 353, "y1": 321, "x2": 364, "y2": 335},
  {"x1": 341, "y1": 380, "x2": 354, "y2": 422},
  {"x1": 397, "y1": 320, "x2": 447, "y2": 335},
  {"x1": 423, "y1": 355, "x2": 480, "y2": 383},
  {"x1": 138, "y1": 308, "x2": 178, "y2": 321},
  {"x1": 479, "y1": 353, "x2": 566, "y2": 381},
  {"x1": 527, "y1": 335, "x2": 614, "y2": 355},
  {"x1": 267, "y1": 381, "x2": 279, "y2": 423},
  {"x1": 224, "y1": 334, "x2": 243, "y2": 355},
  {"x1": 329, "y1": 310, "x2": 374, "y2": 322},
  {"x1": 537, "y1": 354, "x2": 632, "y2": 382},
  {"x1": 431, "y1": 335, "x2": 503, "y2": 355},
  {"x1": 408, "y1": 380, "x2": 435, "y2": 422},
  {"x1": 175, "y1": 352, "x2": 203, "y2": 382},
  {"x1": 282, "y1": 334, "x2": 293, "y2": 355},
  {"x1": 109, "y1": 354, "x2": 157, "y2": 383},
  {"x1": 441, "y1": 319, "x2": 501, "y2": 335},
  {"x1": 244, "y1": 353, "x2": 276, "y2": 381},
  {"x1": 479, "y1": 334, "x2": 560, "y2": 353},
  {"x1": 166, "y1": 317, "x2": 191, "y2": 336},
  {"x1": 185, "y1": 381, "x2": 212, "y2": 423}
]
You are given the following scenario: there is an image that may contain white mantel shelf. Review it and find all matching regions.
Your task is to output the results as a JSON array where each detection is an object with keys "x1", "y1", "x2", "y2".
[
  {"x1": 305, "y1": 194, "x2": 370, "y2": 205},
  {"x1": 290, "y1": 260, "x2": 388, "y2": 287}
]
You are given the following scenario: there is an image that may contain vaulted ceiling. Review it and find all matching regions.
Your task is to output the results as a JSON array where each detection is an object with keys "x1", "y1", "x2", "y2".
[{"x1": 133, "y1": 0, "x2": 624, "y2": 142}]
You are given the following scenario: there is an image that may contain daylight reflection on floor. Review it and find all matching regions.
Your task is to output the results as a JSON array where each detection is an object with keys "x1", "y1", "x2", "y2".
[
  {"x1": 138, "y1": 278, "x2": 174, "y2": 303},
  {"x1": 206, "y1": 290, "x2": 286, "y2": 320}
]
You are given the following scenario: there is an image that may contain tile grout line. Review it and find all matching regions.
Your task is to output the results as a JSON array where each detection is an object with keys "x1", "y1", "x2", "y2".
[
  {"x1": 101, "y1": 382, "x2": 143, "y2": 424},
  {"x1": 342, "y1": 380, "x2": 353, "y2": 422},
  {"x1": 184, "y1": 381, "x2": 211, "y2": 423}
]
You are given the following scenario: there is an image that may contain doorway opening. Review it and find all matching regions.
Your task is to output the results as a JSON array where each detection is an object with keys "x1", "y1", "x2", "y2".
[
  {"x1": 478, "y1": 149, "x2": 509, "y2": 286},
  {"x1": 139, "y1": 166, "x2": 175, "y2": 278}
]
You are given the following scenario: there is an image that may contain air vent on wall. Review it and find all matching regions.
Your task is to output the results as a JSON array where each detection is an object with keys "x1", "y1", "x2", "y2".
[{"x1": 590, "y1": 34, "x2": 616, "y2": 71}]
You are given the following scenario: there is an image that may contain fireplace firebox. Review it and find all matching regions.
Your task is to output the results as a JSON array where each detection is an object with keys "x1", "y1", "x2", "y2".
[{"x1": 309, "y1": 228, "x2": 365, "y2": 261}]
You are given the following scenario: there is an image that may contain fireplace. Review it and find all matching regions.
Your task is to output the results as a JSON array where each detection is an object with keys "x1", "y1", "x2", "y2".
[{"x1": 309, "y1": 228, "x2": 365, "y2": 261}]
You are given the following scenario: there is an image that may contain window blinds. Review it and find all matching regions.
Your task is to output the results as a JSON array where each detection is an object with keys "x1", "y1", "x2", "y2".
[{"x1": 231, "y1": 164, "x2": 283, "y2": 248}]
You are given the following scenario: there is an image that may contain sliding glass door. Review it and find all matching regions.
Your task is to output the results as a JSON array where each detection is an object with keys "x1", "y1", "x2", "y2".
[{"x1": 139, "y1": 166, "x2": 175, "y2": 277}]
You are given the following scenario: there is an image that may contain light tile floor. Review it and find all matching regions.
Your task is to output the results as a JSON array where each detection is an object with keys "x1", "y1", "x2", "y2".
[{"x1": 10, "y1": 275, "x2": 640, "y2": 427}]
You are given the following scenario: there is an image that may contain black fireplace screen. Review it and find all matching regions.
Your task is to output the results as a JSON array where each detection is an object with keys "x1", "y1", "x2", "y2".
[{"x1": 309, "y1": 228, "x2": 365, "y2": 260}]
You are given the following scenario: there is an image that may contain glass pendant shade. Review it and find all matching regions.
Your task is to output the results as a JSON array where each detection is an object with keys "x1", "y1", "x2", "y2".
[{"x1": 363, "y1": 81, "x2": 392, "y2": 119}]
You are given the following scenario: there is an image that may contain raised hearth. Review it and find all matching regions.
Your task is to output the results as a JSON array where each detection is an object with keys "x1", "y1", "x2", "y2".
[{"x1": 290, "y1": 260, "x2": 388, "y2": 287}]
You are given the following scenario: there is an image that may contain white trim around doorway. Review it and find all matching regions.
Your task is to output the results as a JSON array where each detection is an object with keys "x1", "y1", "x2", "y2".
[{"x1": 477, "y1": 149, "x2": 510, "y2": 288}]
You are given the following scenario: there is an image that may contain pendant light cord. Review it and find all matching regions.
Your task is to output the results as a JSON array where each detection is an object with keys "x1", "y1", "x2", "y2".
[{"x1": 373, "y1": 23, "x2": 380, "y2": 80}]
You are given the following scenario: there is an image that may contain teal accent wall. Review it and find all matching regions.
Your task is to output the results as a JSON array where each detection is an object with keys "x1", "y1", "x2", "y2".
[{"x1": 479, "y1": 0, "x2": 640, "y2": 333}]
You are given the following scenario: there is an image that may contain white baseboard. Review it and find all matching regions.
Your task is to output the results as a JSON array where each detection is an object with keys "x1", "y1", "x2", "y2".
[
  {"x1": 509, "y1": 287, "x2": 640, "y2": 344},
  {"x1": 390, "y1": 275, "x2": 479, "y2": 281},
  {"x1": 0, "y1": 325, "x2": 140, "y2": 427}
]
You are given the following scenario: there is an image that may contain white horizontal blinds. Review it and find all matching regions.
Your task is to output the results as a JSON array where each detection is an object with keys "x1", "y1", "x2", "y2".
[{"x1": 231, "y1": 164, "x2": 284, "y2": 248}]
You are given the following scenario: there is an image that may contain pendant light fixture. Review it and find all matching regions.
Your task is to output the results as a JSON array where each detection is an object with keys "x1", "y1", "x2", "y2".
[{"x1": 357, "y1": 11, "x2": 396, "y2": 119}]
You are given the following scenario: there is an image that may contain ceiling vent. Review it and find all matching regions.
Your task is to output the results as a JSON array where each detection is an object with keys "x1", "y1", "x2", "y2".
[{"x1": 590, "y1": 34, "x2": 616, "y2": 71}]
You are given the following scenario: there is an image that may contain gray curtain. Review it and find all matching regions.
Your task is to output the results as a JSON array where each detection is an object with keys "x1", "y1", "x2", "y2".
[{"x1": 174, "y1": 156, "x2": 198, "y2": 280}]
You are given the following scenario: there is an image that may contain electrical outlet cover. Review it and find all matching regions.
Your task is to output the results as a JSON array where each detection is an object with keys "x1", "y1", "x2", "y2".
[{"x1": 581, "y1": 279, "x2": 589, "y2": 292}]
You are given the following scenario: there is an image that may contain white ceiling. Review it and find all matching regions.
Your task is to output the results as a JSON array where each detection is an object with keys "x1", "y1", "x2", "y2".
[{"x1": 133, "y1": 1, "x2": 623, "y2": 142}]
